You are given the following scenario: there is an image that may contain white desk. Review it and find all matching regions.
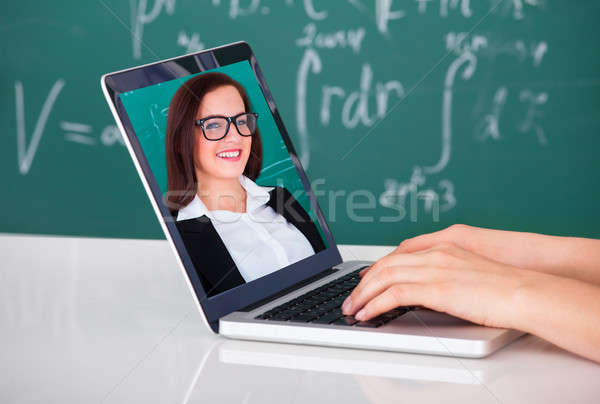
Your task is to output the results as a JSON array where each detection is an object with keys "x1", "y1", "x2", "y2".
[{"x1": 2, "y1": 234, "x2": 599, "y2": 403}]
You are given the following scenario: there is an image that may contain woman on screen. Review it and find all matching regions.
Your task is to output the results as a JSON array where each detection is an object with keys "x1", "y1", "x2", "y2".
[{"x1": 165, "y1": 72, "x2": 325, "y2": 297}]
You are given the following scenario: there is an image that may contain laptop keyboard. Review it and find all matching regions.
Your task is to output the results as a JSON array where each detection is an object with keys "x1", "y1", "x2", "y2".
[{"x1": 255, "y1": 266, "x2": 410, "y2": 328}]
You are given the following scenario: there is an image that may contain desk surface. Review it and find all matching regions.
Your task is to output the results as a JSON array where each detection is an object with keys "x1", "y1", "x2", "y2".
[{"x1": 2, "y1": 234, "x2": 599, "y2": 404}]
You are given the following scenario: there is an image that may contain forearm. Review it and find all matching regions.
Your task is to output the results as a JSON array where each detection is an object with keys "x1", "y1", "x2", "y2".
[
  {"x1": 512, "y1": 271, "x2": 600, "y2": 363},
  {"x1": 466, "y1": 227, "x2": 600, "y2": 285}
]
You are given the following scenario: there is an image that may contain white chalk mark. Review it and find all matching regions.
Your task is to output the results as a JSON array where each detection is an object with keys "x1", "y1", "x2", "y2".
[
  {"x1": 15, "y1": 79, "x2": 65, "y2": 175},
  {"x1": 177, "y1": 30, "x2": 205, "y2": 53},
  {"x1": 101, "y1": 125, "x2": 125, "y2": 146},
  {"x1": 440, "y1": 0, "x2": 472, "y2": 18},
  {"x1": 532, "y1": 41, "x2": 547, "y2": 67},
  {"x1": 500, "y1": 0, "x2": 541, "y2": 20},
  {"x1": 130, "y1": 0, "x2": 176, "y2": 59},
  {"x1": 416, "y1": 0, "x2": 433, "y2": 13},
  {"x1": 296, "y1": 23, "x2": 366, "y2": 54},
  {"x1": 347, "y1": 0, "x2": 367, "y2": 12},
  {"x1": 228, "y1": 0, "x2": 260, "y2": 18},
  {"x1": 424, "y1": 32, "x2": 485, "y2": 174},
  {"x1": 296, "y1": 48, "x2": 322, "y2": 169},
  {"x1": 303, "y1": 0, "x2": 327, "y2": 20},
  {"x1": 475, "y1": 86, "x2": 508, "y2": 141},
  {"x1": 515, "y1": 40, "x2": 527, "y2": 61},
  {"x1": 424, "y1": 50, "x2": 477, "y2": 174},
  {"x1": 60, "y1": 121, "x2": 92, "y2": 133},
  {"x1": 438, "y1": 179, "x2": 456, "y2": 211},
  {"x1": 376, "y1": 81, "x2": 405, "y2": 118},
  {"x1": 341, "y1": 64, "x2": 377, "y2": 128},
  {"x1": 375, "y1": 0, "x2": 405, "y2": 35},
  {"x1": 65, "y1": 133, "x2": 97, "y2": 146},
  {"x1": 380, "y1": 167, "x2": 455, "y2": 219},
  {"x1": 518, "y1": 89, "x2": 549, "y2": 146},
  {"x1": 321, "y1": 86, "x2": 346, "y2": 125}
]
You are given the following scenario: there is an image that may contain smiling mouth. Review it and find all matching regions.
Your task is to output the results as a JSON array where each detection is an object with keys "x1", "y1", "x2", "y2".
[{"x1": 216, "y1": 149, "x2": 242, "y2": 161}]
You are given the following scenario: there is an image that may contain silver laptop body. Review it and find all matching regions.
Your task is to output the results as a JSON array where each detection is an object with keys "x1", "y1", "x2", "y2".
[{"x1": 101, "y1": 41, "x2": 523, "y2": 359}]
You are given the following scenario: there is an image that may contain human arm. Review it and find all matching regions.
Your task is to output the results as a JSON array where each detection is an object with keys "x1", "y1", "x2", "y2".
[
  {"x1": 342, "y1": 242, "x2": 600, "y2": 363},
  {"x1": 384, "y1": 224, "x2": 600, "y2": 285}
]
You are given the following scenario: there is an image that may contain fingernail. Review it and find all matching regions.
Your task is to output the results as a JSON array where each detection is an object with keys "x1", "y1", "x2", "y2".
[
  {"x1": 342, "y1": 296, "x2": 352, "y2": 313},
  {"x1": 355, "y1": 309, "x2": 365, "y2": 321}
]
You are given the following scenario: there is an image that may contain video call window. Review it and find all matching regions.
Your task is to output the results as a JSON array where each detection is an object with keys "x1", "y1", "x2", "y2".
[{"x1": 120, "y1": 61, "x2": 328, "y2": 297}]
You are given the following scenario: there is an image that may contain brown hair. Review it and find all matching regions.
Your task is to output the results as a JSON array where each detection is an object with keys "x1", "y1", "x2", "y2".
[{"x1": 164, "y1": 72, "x2": 263, "y2": 215}]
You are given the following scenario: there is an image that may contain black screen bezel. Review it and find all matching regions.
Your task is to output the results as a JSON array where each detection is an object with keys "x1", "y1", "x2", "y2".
[{"x1": 102, "y1": 42, "x2": 342, "y2": 330}]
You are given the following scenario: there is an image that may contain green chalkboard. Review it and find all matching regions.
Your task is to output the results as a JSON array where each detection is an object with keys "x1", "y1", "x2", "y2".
[{"x1": 2, "y1": 1, "x2": 600, "y2": 244}]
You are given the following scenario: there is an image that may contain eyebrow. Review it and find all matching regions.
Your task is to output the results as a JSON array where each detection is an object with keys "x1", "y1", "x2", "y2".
[{"x1": 197, "y1": 112, "x2": 246, "y2": 120}]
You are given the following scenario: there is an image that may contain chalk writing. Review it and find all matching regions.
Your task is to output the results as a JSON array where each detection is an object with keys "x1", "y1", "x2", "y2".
[
  {"x1": 177, "y1": 30, "x2": 205, "y2": 53},
  {"x1": 518, "y1": 89, "x2": 549, "y2": 145},
  {"x1": 380, "y1": 167, "x2": 456, "y2": 222},
  {"x1": 475, "y1": 86, "x2": 508, "y2": 142},
  {"x1": 131, "y1": 0, "x2": 176, "y2": 59},
  {"x1": 424, "y1": 32, "x2": 486, "y2": 174},
  {"x1": 15, "y1": 79, "x2": 65, "y2": 175},
  {"x1": 296, "y1": 23, "x2": 366, "y2": 54}
]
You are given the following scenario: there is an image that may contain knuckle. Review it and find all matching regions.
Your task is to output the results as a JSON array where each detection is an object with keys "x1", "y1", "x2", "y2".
[
  {"x1": 428, "y1": 249, "x2": 448, "y2": 264},
  {"x1": 370, "y1": 257, "x2": 390, "y2": 275},
  {"x1": 381, "y1": 265, "x2": 396, "y2": 279},
  {"x1": 397, "y1": 238, "x2": 411, "y2": 250},
  {"x1": 449, "y1": 223, "x2": 469, "y2": 235},
  {"x1": 389, "y1": 284, "x2": 405, "y2": 299},
  {"x1": 436, "y1": 241, "x2": 455, "y2": 251}
]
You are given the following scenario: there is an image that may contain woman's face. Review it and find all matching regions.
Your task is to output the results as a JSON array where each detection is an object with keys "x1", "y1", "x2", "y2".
[{"x1": 193, "y1": 85, "x2": 252, "y2": 183}]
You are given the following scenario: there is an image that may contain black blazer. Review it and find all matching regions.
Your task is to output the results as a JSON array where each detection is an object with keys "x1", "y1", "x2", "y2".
[{"x1": 175, "y1": 186, "x2": 326, "y2": 297}]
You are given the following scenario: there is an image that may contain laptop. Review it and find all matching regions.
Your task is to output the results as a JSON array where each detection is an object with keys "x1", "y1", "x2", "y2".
[{"x1": 101, "y1": 41, "x2": 523, "y2": 358}]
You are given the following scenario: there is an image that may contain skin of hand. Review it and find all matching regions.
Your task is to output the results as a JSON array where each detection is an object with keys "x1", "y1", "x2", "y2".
[
  {"x1": 341, "y1": 238, "x2": 600, "y2": 363},
  {"x1": 390, "y1": 224, "x2": 600, "y2": 286},
  {"x1": 342, "y1": 242, "x2": 533, "y2": 329}
]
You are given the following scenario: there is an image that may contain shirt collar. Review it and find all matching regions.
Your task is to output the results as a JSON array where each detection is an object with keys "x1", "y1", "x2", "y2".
[{"x1": 176, "y1": 175, "x2": 274, "y2": 222}]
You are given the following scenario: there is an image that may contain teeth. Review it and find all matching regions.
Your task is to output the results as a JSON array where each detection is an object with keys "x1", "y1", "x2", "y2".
[{"x1": 217, "y1": 150, "x2": 240, "y2": 158}]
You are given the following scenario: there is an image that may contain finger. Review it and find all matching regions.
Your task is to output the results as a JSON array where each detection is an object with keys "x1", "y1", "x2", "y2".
[
  {"x1": 359, "y1": 246, "x2": 420, "y2": 278},
  {"x1": 343, "y1": 265, "x2": 437, "y2": 315},
  {"x1": 353, "y1": 283, "x2": 428, "y2": 321},
  {"x1": 360, "y1": 242, "x2": 448, "y2": 278},
  {"x1": 361, "y1": 246, "x2": 450, "y2": 285},
  {"x1": 394, "y1": 225, "x2": 470, "y2": 254}
]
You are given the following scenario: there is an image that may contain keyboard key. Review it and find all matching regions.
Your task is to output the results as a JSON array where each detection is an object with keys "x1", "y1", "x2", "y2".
[
  {"x1": 312, "y1": 309, "x2": 344, "y2": 324},
  {"x1": 332, "y1": 316, "x2": 359, "y2": 326},
  {"x1": 254, "y1": 268, "x2": 371, "y2": 321},
  {"x1": 289, "y1": 312, "x2": 320, "y2": 322},
  {"x1": 319, "y1": 300, "x2": 340, "y2": 310}
]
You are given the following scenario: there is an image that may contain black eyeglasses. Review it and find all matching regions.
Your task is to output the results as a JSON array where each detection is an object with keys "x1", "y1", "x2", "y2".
[{"x1": 194, "y1": 112, "x2": 258, "y2": 141}]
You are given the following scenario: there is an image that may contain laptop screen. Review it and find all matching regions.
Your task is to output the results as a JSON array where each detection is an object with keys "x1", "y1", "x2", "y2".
[{"x1": 102, "y1": 43, "x2": 341, "y2": 325}]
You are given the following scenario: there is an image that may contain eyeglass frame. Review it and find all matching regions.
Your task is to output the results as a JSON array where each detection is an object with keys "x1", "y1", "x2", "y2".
[{"x1": 194, "y1": 112, "x2": 259, "y2": 141}]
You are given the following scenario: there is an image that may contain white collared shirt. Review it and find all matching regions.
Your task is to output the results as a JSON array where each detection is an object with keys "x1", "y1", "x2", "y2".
[{"x1": 176, "y1": 175, "x2": 316, "y2": 283}]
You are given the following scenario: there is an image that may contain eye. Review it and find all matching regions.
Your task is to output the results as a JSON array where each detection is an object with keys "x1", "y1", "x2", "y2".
[
  {"x1": 205, "y1": 121, "x2": 222, "y2": 130},
  {"x1": 236, "y1": 118, "x2": 247, "y2": 126}
]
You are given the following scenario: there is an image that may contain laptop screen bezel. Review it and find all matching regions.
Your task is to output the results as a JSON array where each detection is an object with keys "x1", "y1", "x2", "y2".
[{"x1": 101, "y1": 41, "x2": 342, "y2": 328}]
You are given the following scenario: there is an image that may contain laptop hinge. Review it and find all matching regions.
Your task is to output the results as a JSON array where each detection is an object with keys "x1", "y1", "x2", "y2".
[{"x1": 237, "y1": 267, "x2": 339, "y2": 312}]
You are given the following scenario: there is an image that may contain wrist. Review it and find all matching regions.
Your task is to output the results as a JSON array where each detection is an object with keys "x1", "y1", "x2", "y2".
[
  {"x1": 508, "y1": 269, "x2": 543, "y2": 332},
  {"x1": 509, "y1": 269, "x2": 560, "y2": 335}
]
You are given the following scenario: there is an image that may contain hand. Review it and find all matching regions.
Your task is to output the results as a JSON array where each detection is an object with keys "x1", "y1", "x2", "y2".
[
  {"x1": 342, "y1": 242, "x2": 534, "y2": 329},
  {"x1": 374, "y1": 224, "x2": 600, "y2": 285},
  {"x1": 344, "y1": 229, "x2": 600, "y2": 363}
]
